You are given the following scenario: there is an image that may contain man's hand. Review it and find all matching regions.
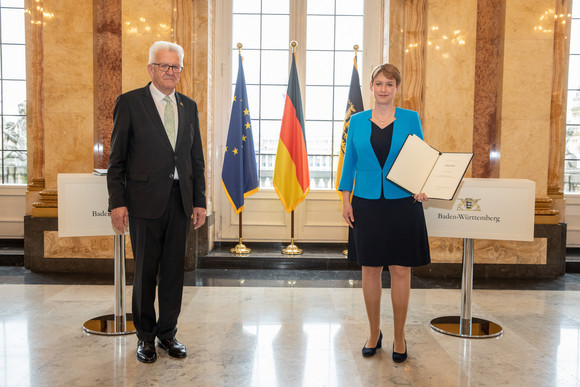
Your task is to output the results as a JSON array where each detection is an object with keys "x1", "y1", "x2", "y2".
[
  {"x1": 192, "y1": 207, "x2": 206, "y2": 230},
  {"x1": 111, "y1": 206, "x2": 129, "y2": 234}
]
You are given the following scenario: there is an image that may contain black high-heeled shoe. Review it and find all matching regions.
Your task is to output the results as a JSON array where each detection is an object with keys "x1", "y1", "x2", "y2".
[
  {"x1": 362, "y1": 331, "x2": 382, "y2": 357},
  {"x1": 392, "y1": 339, "x2": 407, "y2": 363}
]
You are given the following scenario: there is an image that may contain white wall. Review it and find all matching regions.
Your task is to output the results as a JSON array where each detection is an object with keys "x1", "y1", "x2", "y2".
[{"x1": 0, "y1": 186, "x2": 26, "y2": 239}]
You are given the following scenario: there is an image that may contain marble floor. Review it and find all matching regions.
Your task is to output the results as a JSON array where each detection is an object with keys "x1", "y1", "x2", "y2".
[{"x1": 2, "y1": 268, "x2": 580, "y2": 386}]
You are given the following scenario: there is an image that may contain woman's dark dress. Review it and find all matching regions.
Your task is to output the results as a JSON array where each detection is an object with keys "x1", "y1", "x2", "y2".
[{"x1": 347, "y1": 121, "x2": 431, "y2": 267}]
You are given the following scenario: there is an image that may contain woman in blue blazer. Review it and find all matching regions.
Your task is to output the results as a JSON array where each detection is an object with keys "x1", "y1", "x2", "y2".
[{"x1": 339, "y1": 64, "x2": 430, "y2": 363}]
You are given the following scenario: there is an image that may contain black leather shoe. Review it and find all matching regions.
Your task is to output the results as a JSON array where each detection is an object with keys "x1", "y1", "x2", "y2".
[
  {"x1": 362, "y1": 331, "x2": 383, "y2": 357},
  {"x1": 136, "y1": 340, "x2": 157, "y2": 363},
  {"x1": 157, "y1": 337, "x2": 187, "y2": 358},
  {"x1": 392, "y1": 339, "x2": 407, "y2": 363}
]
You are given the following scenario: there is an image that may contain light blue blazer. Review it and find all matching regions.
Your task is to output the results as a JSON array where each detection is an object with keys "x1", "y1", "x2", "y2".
[{"x1": 338, "y1": 107, "x2": 424, "y2": 199}]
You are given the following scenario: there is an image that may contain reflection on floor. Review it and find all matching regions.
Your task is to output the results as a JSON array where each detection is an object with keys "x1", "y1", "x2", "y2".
[{"x1": 1, "y1": 267, "x2": 580, "y2": 386}]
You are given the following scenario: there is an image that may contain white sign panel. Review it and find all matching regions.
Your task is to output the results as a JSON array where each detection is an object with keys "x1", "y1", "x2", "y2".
[
  {"x1": 58, "y1": 173, "x2": 117, "y2": 237},
  {"x1": 423, "y1": 178, "x2": 535, "y2": 242}
]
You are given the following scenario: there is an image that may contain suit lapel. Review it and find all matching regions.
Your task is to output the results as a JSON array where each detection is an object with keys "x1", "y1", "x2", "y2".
[
  {"x1": 141, "y1": 84, "x2": 174, "y2": 150},
  {"x1": 175, "y1": 92, "x2": 186, "y2": 149}
]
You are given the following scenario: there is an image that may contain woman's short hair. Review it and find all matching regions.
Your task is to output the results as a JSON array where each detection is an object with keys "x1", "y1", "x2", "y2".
[
  {"x1": 370, "y1": 64, "x2": 401, "y2": 87},
  {"x1": 149, "y1": 41, "x2": 185, "y2": 67}
]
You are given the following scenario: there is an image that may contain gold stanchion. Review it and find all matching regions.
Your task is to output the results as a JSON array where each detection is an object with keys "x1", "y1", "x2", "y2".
[
  {"x1": 231, "y1": 213, "x2": 251, "y2": 255},
  {"x1": 342, "y1": 249, "x2": 348, "y2": 256},
  {"x1": 282, "y1": 210, "x2": 303, "y2": 255}
]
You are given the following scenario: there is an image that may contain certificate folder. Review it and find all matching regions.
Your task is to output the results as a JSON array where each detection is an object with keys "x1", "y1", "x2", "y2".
[{"x1": 386, "y1": 134, "x2": 473, "y2": 200}]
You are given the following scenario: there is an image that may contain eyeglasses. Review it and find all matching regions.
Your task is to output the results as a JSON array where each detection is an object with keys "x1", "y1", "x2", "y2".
[{"x1": 151, "y1": 63, "x2": 183, "y2": 73}]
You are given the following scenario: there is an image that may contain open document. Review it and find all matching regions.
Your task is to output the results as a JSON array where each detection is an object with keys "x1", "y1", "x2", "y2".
[{"x1": 386, "y1": 134, "x2": 473, "y2": 200}]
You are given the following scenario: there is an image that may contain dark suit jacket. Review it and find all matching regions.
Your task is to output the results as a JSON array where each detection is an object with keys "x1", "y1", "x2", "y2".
[{"x1": 107, "y1": 83, "x2": 206, "y2": 219}]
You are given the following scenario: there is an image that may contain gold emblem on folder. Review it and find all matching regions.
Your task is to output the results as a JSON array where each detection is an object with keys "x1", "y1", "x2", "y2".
[{"x1": 457, "y1": 198, "x2": 480, "y2": 211}]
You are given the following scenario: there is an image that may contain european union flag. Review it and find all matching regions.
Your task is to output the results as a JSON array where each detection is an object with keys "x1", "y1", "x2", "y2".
[{"x1": 222, "y1": 53, "x2": 259, "y2": 214}]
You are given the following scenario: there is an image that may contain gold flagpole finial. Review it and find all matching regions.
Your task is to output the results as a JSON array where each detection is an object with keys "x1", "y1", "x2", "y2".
[
  {"x1": 290, "y1": 40, "x2": 297, "y2": 54},
  {"x1": 353, "y1": 44, "x2": 359, "y2": 56},
  {"x1": 237, "y1": 42, "x2": 243, "y2": 55}
]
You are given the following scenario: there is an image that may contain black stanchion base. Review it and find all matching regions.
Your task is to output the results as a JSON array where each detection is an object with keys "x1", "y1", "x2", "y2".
[
  {"x1": 430, "y1": 316, "x2": 503, "y2": 339},
  {"x1": 83, "y1": 313, "x2": 136, "y2": 336}
]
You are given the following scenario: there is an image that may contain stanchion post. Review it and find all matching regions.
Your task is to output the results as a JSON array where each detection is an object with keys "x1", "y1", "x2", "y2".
[
  {"x1": 429, "y1": 237, "x2": 503, "y2": 338},
  {"x1": 114, "y1": 234, "x2": 127, "y2": 332},
  {"x1": 460, "y1": 238, "x2": 474, "y2": 336},
  {"x1": 82, "y1": 234, "x2": 136, "y2": 336}
]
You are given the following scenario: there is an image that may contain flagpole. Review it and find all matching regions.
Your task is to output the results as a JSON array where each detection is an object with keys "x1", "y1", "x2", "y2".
[
  {"x1": 282, "y1": 210, "x2": 303, "y2": 255},
  {"x1": 231, "y1": 212, "x2": 251, "y2": 255}
]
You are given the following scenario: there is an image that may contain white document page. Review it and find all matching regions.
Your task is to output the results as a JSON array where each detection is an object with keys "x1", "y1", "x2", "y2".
[
  {"x1": 386, "y1": 134, "x2": 472, "y2": 200},
  {"x1": 386, "y1": 134, "x2": 440, "y2": 194},
  {"x1": 422, "y1": 153, "x2": 474, "y2": 199}
]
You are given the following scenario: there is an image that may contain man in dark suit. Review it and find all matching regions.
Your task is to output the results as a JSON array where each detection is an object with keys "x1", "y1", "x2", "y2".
[{"x1": 107, "y1": 41, "x2": 206, "y2": 364}]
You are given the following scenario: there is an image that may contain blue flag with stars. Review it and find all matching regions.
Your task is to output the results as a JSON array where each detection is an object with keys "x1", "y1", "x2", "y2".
[{"x1": 221, "y1": 53, "x2": 259, "y2": 214}]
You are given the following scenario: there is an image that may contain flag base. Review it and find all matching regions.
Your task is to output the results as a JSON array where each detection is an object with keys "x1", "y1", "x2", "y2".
[
  {"x1": 230, "y1": 238, "x2": 251, "y2": 255},
  {"x1": 282, "y1": 239, "x2": 302, "y2": 255}
]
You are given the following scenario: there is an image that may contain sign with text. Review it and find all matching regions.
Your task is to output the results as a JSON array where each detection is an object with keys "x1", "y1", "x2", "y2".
[
  {"x1": 423, "y1": 178, "x2": 535, "y2": 241},
  {"x1": 57, "y1": 173, "x2": 118, "y2": 237}
]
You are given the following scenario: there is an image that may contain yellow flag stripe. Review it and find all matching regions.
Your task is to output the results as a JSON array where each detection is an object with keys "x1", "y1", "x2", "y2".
[{"x1": 273, "y1": 141, "x2": 310, "y2": 213}]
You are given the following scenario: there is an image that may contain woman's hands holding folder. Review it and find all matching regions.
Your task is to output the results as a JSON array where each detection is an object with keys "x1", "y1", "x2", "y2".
[{"x1": 413, "y1": 193, "x2": 429, "y2": 203}]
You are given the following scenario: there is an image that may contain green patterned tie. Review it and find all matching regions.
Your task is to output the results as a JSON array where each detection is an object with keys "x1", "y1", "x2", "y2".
[{"x1": 163, "y1": 96, "x2": 175, "y2": 149}]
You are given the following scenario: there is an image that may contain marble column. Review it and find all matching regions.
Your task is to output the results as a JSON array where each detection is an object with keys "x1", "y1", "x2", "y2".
[
  {"x1": 401, "y1": 0, "x2": 428, "y2": 119},
  {"x1": 548, "y1": 0, "x2": 573, "y2": 223},
  {"x1": 25, "y1": 0, "x2": 46, "y2": 215},
  {"x1": 472, "y1": 0, "x2": 506, "y2": 178},
  {"x1": 93, "y1": 0, "x2": 122, "y2": 169}
]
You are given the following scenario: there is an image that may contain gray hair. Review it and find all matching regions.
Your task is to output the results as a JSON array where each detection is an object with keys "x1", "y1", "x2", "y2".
[{"x1": 149, "y1": 41, "x2": 184, "y2": 67}]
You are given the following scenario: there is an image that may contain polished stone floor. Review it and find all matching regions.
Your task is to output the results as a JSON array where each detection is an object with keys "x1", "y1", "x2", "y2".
[{"x1": 2, "y1": 267, "x2": 580, "y2": 386}]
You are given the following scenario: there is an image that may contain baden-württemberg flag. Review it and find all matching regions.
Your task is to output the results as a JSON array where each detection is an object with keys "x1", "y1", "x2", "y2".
[
  {"x1": 221, "y1": 54, "x2": 259, "y2": 214},
  {"x1": 273, "y1": 53, "x2": 310, "y2": 213},
  {"x1": 336, "y1": 54, "x2": 364, "y2": 195}
]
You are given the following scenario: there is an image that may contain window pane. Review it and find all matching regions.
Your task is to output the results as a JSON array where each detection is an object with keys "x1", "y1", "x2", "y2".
[
  {"x1": 571, "y1": 20, "x2": 580, "y2": 55},
  {"x1": 333, "y1": 86, "x2": 349, "y2": 120},
  {"x1": 261, "y1": 50, "x2": 289, "y2": 84},
  {"x1": 334, "y1": 51, "x2": 363, "y2": 85},
  {"x1": 309, "y1": 156, "x2": 332, "y2": 188},
  {"x1": 259, "y1": 154, "x2": 274, "y2": 188},
  {"x1": 307, "y1": 0, "x2": 335, "y2": 15},
  {"x1": 261, "y1": 85, "x2": 286, "y2": 119},
  {"x1": 569, "y1": 55, "x2": 580, "y2": 89},
  {"x1": 306, "y1": 51, "x2": 334, "y2": 85},
  {"x1": 232, "y1": 49, "x2": 260, "y2": 84},
  {"x1": 307, "y1": 16, "x2": 334, "y2": 50},
  {"x1": 2, "y1": 150, "x2": 26, "y2": 184},
  {"x1": 263, "y1": 0, "x2": 289, "y2": 14},
  {"x1": 260, "y1": 120, "x2": 280, "y2": 154},
  {"x1": 2, "y1": 80, "x2": 26, "y2": 115},
  {"x1": 233, "y1": 0, "x2": 260, "y2": 14},
  {"x1": 336, "y1": 0, "x2": 364, "y2": 16},
  {"x1": 232, "y1": 14, "x2": 261, "y2": 49},
  {"x1": 568, "y1": 90, "x2": 580, "y2": 125},
  {"x1": 305, "y1": 86, "x2": 333, "y2": 120},
  {"x1": 333, "y1": 121, "x2": 343, "y2": 154},
  {"x1": 1, "y1": 9, "x2": 24, "y2": 44},
  {"x1": 2, "y1": 44, "x2": 25, "y2": 79},
  {"x1": 573, "y1": 1, "x2": 580, "y2": 18},
  {"x1": 262, "y1": 15, "x2": 289, "y2": 49},
  {"x1": 304, "y1": 120, "x2": 332, "y2": 154},
  {"x1": 3, "y1": 115, "x2": 26, "y2": 150},
  {"x1": 335, "y1": 16, "x2": 364, "y2": 50},
  {"x1": 566, "y1": 125, "x2": 580, "y2": 192}
]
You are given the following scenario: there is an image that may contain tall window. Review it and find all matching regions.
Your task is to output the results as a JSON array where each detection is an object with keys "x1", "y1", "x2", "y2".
[
  {"x1": 0, "y1": 0, "x2": 26, "y2": 185},
  {"x1": 232, "y1": 0, "x2": 364, "y2": 190},
  {"x1": 565, "y1": 2, "x2": 580, "y2": 192}
]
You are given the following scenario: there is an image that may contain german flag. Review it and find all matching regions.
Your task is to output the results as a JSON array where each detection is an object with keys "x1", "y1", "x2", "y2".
[{"x1": 273, "y1": 53, "x2": 310, "y2": 213}]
